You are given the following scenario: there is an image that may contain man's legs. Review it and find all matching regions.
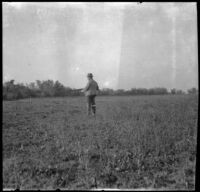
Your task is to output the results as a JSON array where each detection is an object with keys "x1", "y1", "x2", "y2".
[
  {"x1": 86, "y1": 96, "x2": 92, "y2": 115},
  {"x1": 91, "y1": 95, "x2": 96, "y2": 115}
]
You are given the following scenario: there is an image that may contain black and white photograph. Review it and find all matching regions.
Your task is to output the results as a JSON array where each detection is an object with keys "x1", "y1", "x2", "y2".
[{"x1": 2, "y1": 2, "x2": 198, "y2": 190}]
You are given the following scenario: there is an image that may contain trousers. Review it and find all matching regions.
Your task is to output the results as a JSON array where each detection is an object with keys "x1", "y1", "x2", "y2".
[{"x1": 86, "y1": 95, "x2": 96, "y2": 115}]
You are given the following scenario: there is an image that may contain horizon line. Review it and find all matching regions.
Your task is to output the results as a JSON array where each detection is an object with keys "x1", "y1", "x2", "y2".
[{"x1": 2, "y1": 78, "x2": 198, "y2": 92}]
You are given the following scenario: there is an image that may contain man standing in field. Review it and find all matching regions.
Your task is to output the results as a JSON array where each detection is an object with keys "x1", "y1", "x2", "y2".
[{"x1": 82, "y1": 73, "x2": 99, "y2": 116}]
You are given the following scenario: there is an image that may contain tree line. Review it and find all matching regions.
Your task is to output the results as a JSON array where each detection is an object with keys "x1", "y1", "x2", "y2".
[{"x1": 2, "y1": 79, "x2": 198, "y2": 100}]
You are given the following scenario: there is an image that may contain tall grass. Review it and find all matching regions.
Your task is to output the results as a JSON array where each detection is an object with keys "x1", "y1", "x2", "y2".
[{"x1": 3, "y1": 95, "x2": 197, "y2": 189}]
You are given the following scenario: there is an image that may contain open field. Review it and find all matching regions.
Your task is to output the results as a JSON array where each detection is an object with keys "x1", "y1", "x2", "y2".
[{"x1": 3, "y1": 95, "x2": 198, "y2": 190}]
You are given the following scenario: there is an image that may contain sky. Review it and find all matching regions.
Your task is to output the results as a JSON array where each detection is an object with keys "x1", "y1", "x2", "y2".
[{"x1": 3, "y1": 2, "x2": 198, "y2": 91}]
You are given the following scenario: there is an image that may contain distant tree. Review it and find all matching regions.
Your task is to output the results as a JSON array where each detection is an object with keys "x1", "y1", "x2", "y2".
[
  {"x1": 100, "y1": 88, "x2": 114, "y2": 95},
  {"x1": 137, "y1": 88, "x2": 149, "y2": 95},
  {"x1": 36, "y1": 80, "x2": 42, "y2": 90},
  {"x1": 176, "y1": 89, "x2": 185, "y2": 94},
  {"x1": 4, "y1": 79, "x2": 15, "y2": 90},
  {"x1": 28, "y1": 82, "x2": 36, "y2": 90},
  {"x1": 3, "y1": 80, "x2": 17, "y2": 100},
  {"x1": 129, "y1": 88, "x2": 137, "y2": 95},
  {"x1": 115, "y1": 89, "x2": 125, "y2": 95},
  {"x1": 27, "y1": 82, "x2": 38, "y2": 97},
  {"x1": 155, "y1": 88, "x2": 168, "y2": 95},
  {"x1": 54, "y1": 81, "x2": 66, "y2": 96},
  {"x1": 187, "y1": 87, "x2": 198, "y2": 94},
  {"x1": 171, "y1": 88, "x2": 177, "y2": 94},
  {"x1": 65, "y1": 87, "x2": 73, "y2": 96},
  {"x1": 148, "y1": 88, "x2": 156, "y2": 95},
  {"x1": 14, "y1": 83, "x2": 30, "y2": 99},
  {"x1": 3, "y1": 78, "x2": 172, "y2": 100},
  {"x1": 37, "y1": 80, "x2": 55, "y2": 97}
]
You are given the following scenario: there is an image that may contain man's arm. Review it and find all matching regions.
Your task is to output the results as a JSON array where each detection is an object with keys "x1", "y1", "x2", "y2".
[
  {"x1": 96, "y1": 83, "x2": 99, "y2": 91},
  {"x1": 82, "y1": 82, "x2": 90, "y2": 92},
  {"x1": 96, "y1": 83, "x2": 100, "y2": 95}
]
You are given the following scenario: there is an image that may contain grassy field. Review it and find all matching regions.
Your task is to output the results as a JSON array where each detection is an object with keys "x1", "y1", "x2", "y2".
[{"x1": 3, "y1": 95, "x2": 198, "y2": 190}]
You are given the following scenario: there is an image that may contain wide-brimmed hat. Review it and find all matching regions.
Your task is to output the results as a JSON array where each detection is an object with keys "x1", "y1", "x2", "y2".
[{"x1": 87, "y1": 73, "x2": 93, "y2": 78}]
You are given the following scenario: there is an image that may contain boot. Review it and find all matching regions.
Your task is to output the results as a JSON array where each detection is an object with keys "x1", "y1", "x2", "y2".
[
  {"x1": 87, "y1": 105, "x2": 91, "y2": 116},
  {"x1": 91, "y1": 105, "x2": 96, "y2": 116}
]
